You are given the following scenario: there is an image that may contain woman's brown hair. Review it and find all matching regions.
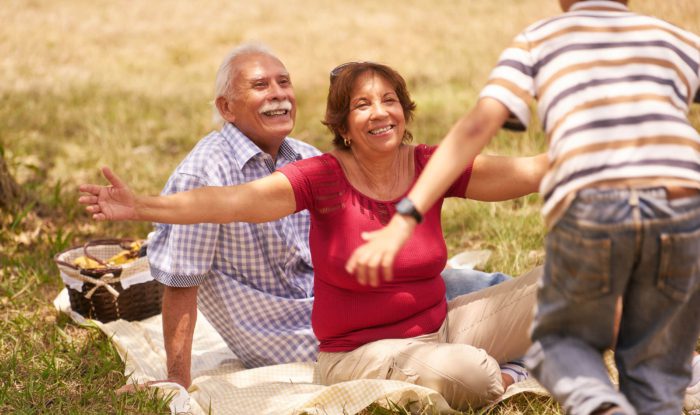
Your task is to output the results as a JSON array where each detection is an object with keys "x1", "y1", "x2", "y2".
[{"x1": 323, "y1": 62, "x2": 417, "y2": 150}]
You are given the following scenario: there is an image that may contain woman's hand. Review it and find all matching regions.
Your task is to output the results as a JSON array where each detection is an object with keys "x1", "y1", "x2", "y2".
[
  {"x1": 78, "y1": 167, "x2": 138, "y2": 221},
  {"x1": 345, "y1": 214, "x2": 417, "y2": 287}
]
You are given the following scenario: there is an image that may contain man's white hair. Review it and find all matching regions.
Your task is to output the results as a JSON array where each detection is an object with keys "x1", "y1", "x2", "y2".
[{"x1": 212, "y1": 43, "x2": 275, "y2": 124}]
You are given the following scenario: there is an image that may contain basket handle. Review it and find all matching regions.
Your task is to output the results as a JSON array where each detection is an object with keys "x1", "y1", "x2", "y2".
[
  {"x1": 83, "y1": 238, "x2": 135, "y2": 265},
  {"x1": 54, "y1": 238, "x2": 135, "y2": 271}
]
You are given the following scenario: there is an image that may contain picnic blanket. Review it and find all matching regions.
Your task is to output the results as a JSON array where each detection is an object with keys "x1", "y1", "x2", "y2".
[{"x1": 53, "y1": 288, "x2": 550, "y2": 415}]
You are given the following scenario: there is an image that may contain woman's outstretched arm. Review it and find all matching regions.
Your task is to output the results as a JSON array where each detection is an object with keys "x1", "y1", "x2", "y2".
[
  {"x1": 78, "y1": 167, "x2": 297, "y2": 224},
  {"x1": 467, "y1": 152, "x2": 547, "y2": 201}
]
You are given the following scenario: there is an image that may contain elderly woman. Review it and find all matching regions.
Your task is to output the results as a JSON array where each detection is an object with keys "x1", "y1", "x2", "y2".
[{"x1": 79, "y1": 62, "x2": 544, "y2": 410}]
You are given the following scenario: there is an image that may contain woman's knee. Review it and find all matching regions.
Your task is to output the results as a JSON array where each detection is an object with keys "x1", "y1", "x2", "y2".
[{"x1": 395, "y1": 344, "x2": 505, "y2": 410}]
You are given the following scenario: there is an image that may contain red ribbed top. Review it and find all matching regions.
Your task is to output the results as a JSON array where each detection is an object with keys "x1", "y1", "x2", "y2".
[{"x1": 278, "y1": 144, "x2": 472, "y2": 351}]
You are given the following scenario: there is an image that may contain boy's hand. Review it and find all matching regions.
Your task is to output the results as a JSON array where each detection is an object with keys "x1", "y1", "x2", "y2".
[{"x1": 345, "y1": 214, "x2": 417, "y2": 287}]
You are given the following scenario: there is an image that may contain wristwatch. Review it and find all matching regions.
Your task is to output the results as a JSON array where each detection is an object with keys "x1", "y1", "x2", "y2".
[{"x1": 395, "y1": 197, "x2": 423, "y2": 224}]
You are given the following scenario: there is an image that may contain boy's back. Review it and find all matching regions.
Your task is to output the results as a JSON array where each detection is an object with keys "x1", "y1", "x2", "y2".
[
  {"x1": 479, "y1": 2, "x2": 700, "y2": 415},
  {"x1": 480, "y1": 0, "x2": 700, "y2": 226}
]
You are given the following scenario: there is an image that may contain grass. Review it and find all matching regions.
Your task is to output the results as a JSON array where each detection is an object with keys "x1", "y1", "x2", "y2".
[{"x1": 1, "y1": 0, "x2": 699, "y2": 413}]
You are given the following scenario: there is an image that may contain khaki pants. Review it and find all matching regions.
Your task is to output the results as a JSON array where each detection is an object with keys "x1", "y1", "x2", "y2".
[{"x1": 317, "y1": 267, "x2": 541, "y2": 410}]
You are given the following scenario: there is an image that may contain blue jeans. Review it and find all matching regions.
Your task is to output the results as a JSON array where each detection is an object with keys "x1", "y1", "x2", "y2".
[
  {"x1": 441, "y1": 268, "x2": 511, "y2": 301},
  {"x1": 525, "y1": 188, "x2": 700, "y2": 415}
]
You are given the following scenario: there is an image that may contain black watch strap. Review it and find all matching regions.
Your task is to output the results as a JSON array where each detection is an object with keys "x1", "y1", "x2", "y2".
[{"x1": 395, "y1": 197, "x2": 423, "y2": 224}]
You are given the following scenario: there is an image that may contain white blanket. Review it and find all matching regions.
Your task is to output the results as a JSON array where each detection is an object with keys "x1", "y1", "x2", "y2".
[
  {"x1": 54, "y1": 285, "x2": 692, "y2": 414},
  {"x1": 54, "y1": 289, "x2": 481, "y2": 414}
]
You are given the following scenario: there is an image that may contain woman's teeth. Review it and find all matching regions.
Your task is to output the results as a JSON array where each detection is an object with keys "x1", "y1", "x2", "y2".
[{"x1": 369, "y1": 126, "x2": 392, "y2": 135}]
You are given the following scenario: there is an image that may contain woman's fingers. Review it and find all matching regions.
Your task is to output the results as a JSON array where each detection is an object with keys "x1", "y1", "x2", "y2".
[
  {"x1": 101, "y1": 166, "x2": 127, "y2": 189},
  {"x1": 78, "y1": 195, "x2": 99, "y2": 205},
  {"x1": 78, "y1": 184, "x2": 104, "y2": 196}
]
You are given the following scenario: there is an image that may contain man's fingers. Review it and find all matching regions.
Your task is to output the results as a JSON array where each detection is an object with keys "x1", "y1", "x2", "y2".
[
  {"x1": 116, "y1": 379, "x2": 174, "y2": 395},
  {"x1": 115, "y1": 382, "x2": 149, "y2": 395},
  {"x1": 101, "y1": 166, "x2": 126, "y2": 189}
]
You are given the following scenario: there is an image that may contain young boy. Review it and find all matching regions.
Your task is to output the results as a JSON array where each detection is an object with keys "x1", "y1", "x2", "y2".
[{"x1": 346, "y1": 1, "x2": 700, "y2": 414}]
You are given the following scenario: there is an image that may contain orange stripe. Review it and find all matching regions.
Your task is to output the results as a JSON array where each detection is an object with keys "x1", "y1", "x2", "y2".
[
  {"x1": 486, "y1": 78, "x2": 533, "y2": 106},
  {"x1": 510, "y1": 41, "x2": 531, "y2": 51},
  {"x1": 574, "y1": 6, "x2": 628, "y2": 13},
  {"x1": 538, "y1": 57, "x2": 692, "y2": 103},
  {"x1": 546, "y1": 94, "x2": 684, "y2": 140},
  {"x1": 527, "y1": 24, "x2": 698, "y2": 52},
  {"x1": 551, "y1": 135, "x2": 700, "y2": 170}
]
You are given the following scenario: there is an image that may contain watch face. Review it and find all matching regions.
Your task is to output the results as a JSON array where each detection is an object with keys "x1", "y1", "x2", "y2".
[{"x1": 395, "y1": 198, "x2": 422, "y2": 223}]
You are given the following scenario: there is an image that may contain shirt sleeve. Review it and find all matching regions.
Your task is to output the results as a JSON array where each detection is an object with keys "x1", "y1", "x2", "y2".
[
  {"x1": 277, "y1": 159, "x2": 316, "y2": 213},
  {"x1": 416, "y1": 145, "x2": 473, "y2": 198},
  {"x1": 695, "y1": 40, "x2": 700, "y2": 103},
  {"x1": 148, "y1": 172, "x2": 220, "y2": 287},
  {"x1": 479, "y1": 32, "x2": 536, "y2": 131}
]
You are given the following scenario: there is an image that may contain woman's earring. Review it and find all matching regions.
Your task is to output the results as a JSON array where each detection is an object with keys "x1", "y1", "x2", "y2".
[{"x1": 343, "y1": 137, "x2": 351, "y2": 147}]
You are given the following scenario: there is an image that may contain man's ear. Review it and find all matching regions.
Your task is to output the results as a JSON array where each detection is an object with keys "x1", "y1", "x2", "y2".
[{"x1": 215, "y1": 96, "x2": 235, "y2": 123}]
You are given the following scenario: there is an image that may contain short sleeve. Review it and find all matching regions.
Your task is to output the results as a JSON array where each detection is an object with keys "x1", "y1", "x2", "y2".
[
  {"x1": 277, "y1": 162, "x2": 314, "y2": 213},
  {"x1": 416, "y1": 145, "x2": 473, "y2": 199},
  {"x1": 479, "y1": 33, "x2": 536, "y2": 131},
  {"x1": 446, "y1": 163, "x2": 473, "y2": 198},
  {"x1": 277, "y1": 154, "x2": 347, "y2": 216},
  {"x1": 695, "y1": 39, "x2": 700, "y2": 103},
  {"x1": 148, "y1": 172, "x2": 220, "y2": 287}
]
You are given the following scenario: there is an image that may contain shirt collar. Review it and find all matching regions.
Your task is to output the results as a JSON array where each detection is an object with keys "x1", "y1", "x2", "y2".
[
  {"x1": 570, "y1": 1, "x2": 629, "y2": 12},
  {"x1": 220, "y1": 123, "x2": 301, "y2": 167}
]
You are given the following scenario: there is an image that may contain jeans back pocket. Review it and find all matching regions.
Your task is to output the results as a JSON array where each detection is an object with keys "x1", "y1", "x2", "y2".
[
  {"x1": 547, "y1": 227, "x2": 612, "y2": 303},
  {"x1": 658, "y1": 227, "x2": 700, "y2": 302}
]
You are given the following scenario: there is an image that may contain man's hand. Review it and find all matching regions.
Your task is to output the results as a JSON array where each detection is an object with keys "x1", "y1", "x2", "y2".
[
  {"x1": 78, "y1": 166, "x2": 138, "y2": 221},
  {"x1": 345, "y1": 214, "x2": 417, "y2": 287},
  {"x1": 116, "y1": 380, "x2": 191, "y2": 414},
  {"x1": 115, "y1": 378, "x2": 187, "y2": 394}
]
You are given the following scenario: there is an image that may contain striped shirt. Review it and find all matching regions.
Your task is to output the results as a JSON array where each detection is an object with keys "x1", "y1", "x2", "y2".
[
  {"x1": 148, "y1": 123, "x2": 321, "y2": 367},
  {"x1": 480, "y1": 0, "x2": 700, "y2": 226}
]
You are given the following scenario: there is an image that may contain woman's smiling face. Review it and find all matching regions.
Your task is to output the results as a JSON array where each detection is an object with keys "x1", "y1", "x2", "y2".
[{"x1": 344, "y1": 71, "x2": 406, "y2": 156}]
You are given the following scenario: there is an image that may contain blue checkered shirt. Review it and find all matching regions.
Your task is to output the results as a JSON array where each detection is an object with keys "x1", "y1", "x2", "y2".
[{"x1": 148, "y1": 123, "x2": 321, "y2": 367}]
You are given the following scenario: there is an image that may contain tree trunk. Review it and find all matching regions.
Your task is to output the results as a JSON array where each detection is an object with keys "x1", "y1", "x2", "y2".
[{"x1": 0, "y1": 152, "x2": 27, "y2": 211}]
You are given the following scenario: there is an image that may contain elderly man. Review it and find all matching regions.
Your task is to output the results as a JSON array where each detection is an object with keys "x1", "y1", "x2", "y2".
[{"x1": 147, "y1": 43, "x2": 321, "y2": 388}]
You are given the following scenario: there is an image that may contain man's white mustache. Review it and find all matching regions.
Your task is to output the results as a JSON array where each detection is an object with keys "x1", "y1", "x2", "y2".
[{"x1": 259, "y1": 100, "x2": 293, "y2": 114}]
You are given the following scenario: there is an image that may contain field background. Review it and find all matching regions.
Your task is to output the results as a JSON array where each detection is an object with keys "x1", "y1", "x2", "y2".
[{"x1": 1, "y1": 0, "x2": 699, "y2": 413}]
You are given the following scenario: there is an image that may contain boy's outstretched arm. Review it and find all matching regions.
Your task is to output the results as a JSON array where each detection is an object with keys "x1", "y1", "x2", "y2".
[{"x1": 345, "y1": 97, "x2": 511, "y2": 287}]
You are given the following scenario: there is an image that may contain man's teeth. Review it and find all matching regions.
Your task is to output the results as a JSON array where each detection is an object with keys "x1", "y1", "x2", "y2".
[
  {"x1": 370, "y1": 126, "x2": 392, "y2": 134},
  {"x1": 263, "y1": 109, "x2": 288, "y2": 116}
]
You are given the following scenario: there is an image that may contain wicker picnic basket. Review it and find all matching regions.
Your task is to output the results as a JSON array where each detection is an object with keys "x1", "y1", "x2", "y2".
[{"x1": 54, "y1": 239, "x2": 163, "y2": 323}]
